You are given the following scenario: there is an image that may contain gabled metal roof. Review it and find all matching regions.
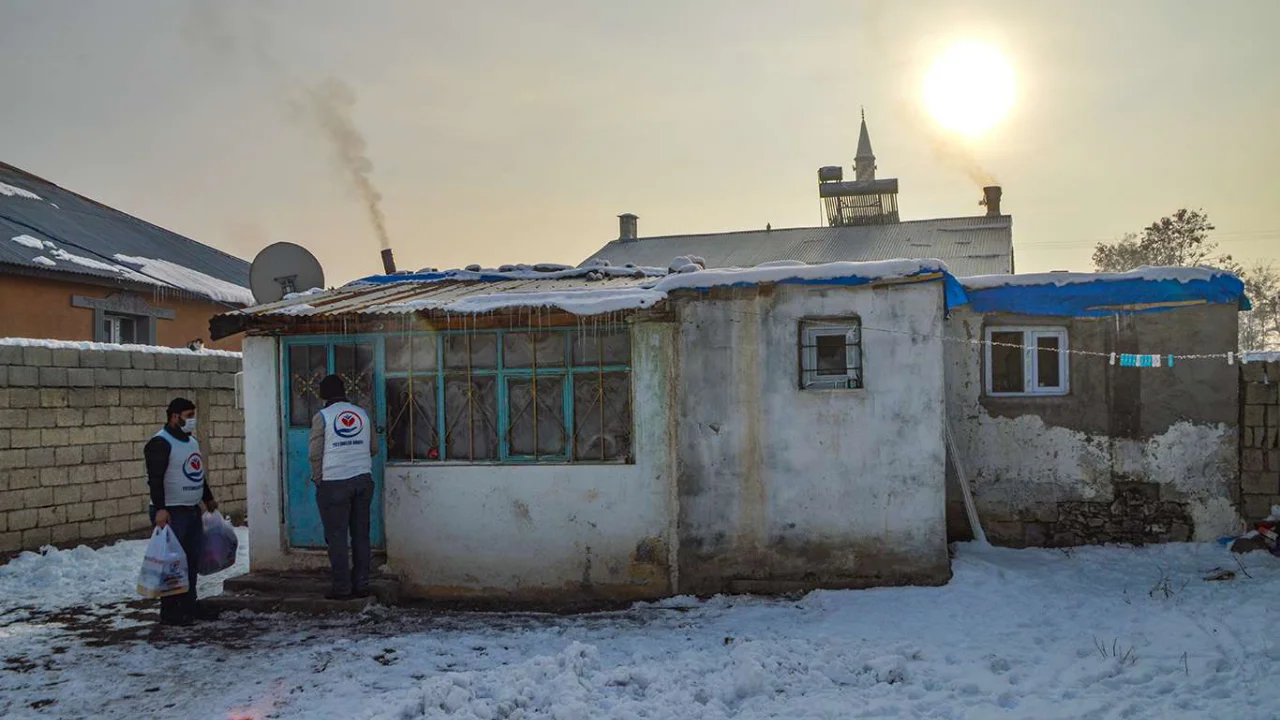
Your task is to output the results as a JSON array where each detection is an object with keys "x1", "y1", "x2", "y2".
[
  {"x1": 581, "y1": 215, "x2": 1013, "y2": 277},
  {"x1": 0, "y1": 162, "x2": 251, "y2": 304}
]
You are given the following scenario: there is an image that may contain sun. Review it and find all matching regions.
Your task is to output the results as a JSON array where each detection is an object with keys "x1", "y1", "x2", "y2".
[{"x1": 923, "y1": 41, "x2": 1015, "y2": 138}]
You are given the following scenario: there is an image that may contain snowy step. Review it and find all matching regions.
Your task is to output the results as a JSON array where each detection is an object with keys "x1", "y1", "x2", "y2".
[{"x1": 206, "y1": 571, "x2": 401, "y2": 614}]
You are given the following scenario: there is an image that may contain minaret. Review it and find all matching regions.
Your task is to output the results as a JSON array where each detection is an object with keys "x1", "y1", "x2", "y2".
[{"x1": 854, "y1": 108, "x2": 876, "y2": 182}]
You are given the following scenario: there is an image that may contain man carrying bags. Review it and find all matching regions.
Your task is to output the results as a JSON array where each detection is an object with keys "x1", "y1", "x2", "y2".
[
  {"x1": 310, "y1": 375, "x2": 378, "y2": 600},
  {"x1": 145, "y1": 397, "x2": 219, "y2": 626}
]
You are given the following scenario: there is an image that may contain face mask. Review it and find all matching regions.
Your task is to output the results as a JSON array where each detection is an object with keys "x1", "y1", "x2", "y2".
[{"x1": 181, "y1": 418, "x2": 197, "y2": 434}]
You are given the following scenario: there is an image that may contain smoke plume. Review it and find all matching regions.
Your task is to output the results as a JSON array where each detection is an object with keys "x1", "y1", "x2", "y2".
[{"x1": 291, "y1": 79, "x2": 391, "y2": 250}]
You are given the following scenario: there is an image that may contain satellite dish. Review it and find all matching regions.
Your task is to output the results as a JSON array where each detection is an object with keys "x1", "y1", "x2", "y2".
[{"x1": 249, "y1": 242, "x2": 325, "y2": 304}]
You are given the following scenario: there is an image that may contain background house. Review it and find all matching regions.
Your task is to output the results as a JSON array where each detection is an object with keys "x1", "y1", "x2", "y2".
[
  {"x1": 582, "y1": 115, "x2": 1013, "y2": 278},
  {"x1": 0, "y1": 162, "x2": 252, "y2": 351}
]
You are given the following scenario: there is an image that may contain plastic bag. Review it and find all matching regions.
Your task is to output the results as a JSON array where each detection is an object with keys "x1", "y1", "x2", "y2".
[
  {"x1": 199, "y1": 511, "x2": 239, "y2": 576},
  {"x1": 137, "y1": 526, "x2": 189, "y2": 598}
]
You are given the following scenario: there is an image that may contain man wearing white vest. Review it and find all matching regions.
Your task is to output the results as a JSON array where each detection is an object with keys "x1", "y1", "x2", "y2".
[
  {"x1": 309, "y1": 374, "x2": 377, "y2": 600},
  {"x1": 144, "y1": 397, "x2": 219, "y2": 626}
]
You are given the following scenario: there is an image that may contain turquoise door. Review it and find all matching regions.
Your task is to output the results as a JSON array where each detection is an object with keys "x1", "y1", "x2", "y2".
[{"x1": 283, "y1": 338, "x2": 385, "y2": 548}]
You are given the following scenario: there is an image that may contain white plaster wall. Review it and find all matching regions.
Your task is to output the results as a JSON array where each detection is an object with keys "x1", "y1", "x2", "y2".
[
  {"x1": 242, "y1": 336, "x2": 288, "y2": 570},
  {"x1": 676, "y1": 282, "x2": 950, "y2": 590},
  {"x1": 384, "y1": 323, "x2": 678, "y2": 600},
  {"x1": 944, "y1": 308, "x2": 1241, "y2": 543}
]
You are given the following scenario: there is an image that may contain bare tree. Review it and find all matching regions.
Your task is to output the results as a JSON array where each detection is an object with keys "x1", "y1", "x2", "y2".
[{"x1": 1093, "y1": 208, "x2": 1278, "y2": 350}]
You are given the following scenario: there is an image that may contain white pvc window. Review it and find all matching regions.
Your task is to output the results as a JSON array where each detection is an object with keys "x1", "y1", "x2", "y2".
[
  {"x1": 801, "y1": 320, "x2": 862, "y2": 389},
  {"x1": 985, "y1": 327, "x2": 1069, "y2": 396},
  {"x1": 102, "y1": 314, "x2": 137, "y2": 344}
]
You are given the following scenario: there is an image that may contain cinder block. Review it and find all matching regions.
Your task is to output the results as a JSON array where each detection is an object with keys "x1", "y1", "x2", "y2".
[
  {"x1": 120, "y1": 425, "x2": 149, "y2": 442},
  {"x1": 1243, "y1": 450, "x2": 1266, "y2": 472},
  {"x1": 0, "y1": 530, "x2": 20, "y2": 552},
  {"x1": 95, "y1": 426, "x2": 122, "y2": 444},
  {"x1": 106, "y1": 479, "x2": 132, "y2": 499},
  {"x1": 1246, "y1": 383, "x2": 1280, "y2": 405},
  {"x1": 51, "y1": 348, "x2": 80, "y2": 367},
  {"x1": 1269, "y1": 406, "x2": 1280, "y2": 427},
  {"x1": 120, "y1": 369, "x2": 145, "y2": 387},
  {"x1": 177, "y1": 355, "x2": 201, "y2": 372},
  {"x1": 22, "y1": 487, "x2": 53, "y2": 507},
  {"x1": 67, "y1": 503, "x2": 94, "y2": 523},
  {"x1": 170, "y1": 371, "x2": 192, "y2": 388},
  {"x1": 144, "y1": 370, "x2": 167, "y2": 388},
  {"x1": 11, "y1": 429, "x2": 41, "y2": 448},
  {"x1": 8, "y1": 469, "x2": 39, "y2": 490},
  {"x1": 69, "y1": 389, "x2": 99, "y2": 409},
  {"x1": 0, "y1": 345, "x2": 22, "y2": 364},
  {"x1": 50, "y1": 524, "x2": 81, "y2": 545},
  {"x1": 39, "y1": 389, "x2": 68, "y2": 408},
  {"x1": 109, "y1": 443, "x2": 135, "y2": 462},
  {"x1": 80, "y1": 483, "x2": 106, "y2": 502},
  {"x1": 119, "y1": 389, "x2": 147, "y2": 406},
  {"x1": 189, "y1": 372, "x2": 210, "y2": 389},
  {"x1": 0, "y1": 409, "x2": 27, "y2": 429},
  {"x1": 22, "y1": 527, "x2": 52, "y2": 549},
  {"x1": 38, "y1": 367, "x2": 68, "y2": 386},
  {"x1": 25, "y1": 447, "x2": 55, "y2": 468},
  {"x1": 0, "y1": 448, "x2": 26, "y2": 470},
  {"x1": 153, "y1": 354, "x2": 178, "y2": 371},
  {"x1": 1245, "y1": 406, "x2": 1266, "y2": 426},
  {"x1": 79, "y1": 351, "x2": 107, "y2": 369},
  {"x1": 39, "y1": 467, "x2": 69, "y2": 487},
  {"x1": 10, "y1": 508, "x2": 38, "y2": 531},
  {"x1": 96, "y1": 462, "x2": 123, "y2": 481},
  {"x1": 22, "y1": 346, "x2": 51, "y2": 367},
  {"x1": 8, "y1": 366, "x2": 37, "y2": 387},
  {"x1": 78, "y1": 520, "x2": 106, "y2": 539},
  {"x1": 69, "y1": 465, "x2": 95, "y2": 485},
  {"x1": 93, "y1": 368, "x2": 122, "y2": 387},
  {"x1": 54, "y1": 408, "x2": 83, "y2": 427},
  {"x1": 93, "y1": 499, "x2": 119, "y2": 519},
  {"x1": 1243, "y1": 494, "x2": 1276, "y2": 521},
  {"x1": 0, "y1": 366, "x2": 8, "y2": 388},
  {"x1": 40, "y1": 428, "x2": 70, "y2": 446},
  {"x1": 1243, "y1": 362, "x2": 1268, "y2": 382},
  {"x1": 82, "y1": 445, "x2": 110, "y2": 464},
  {"x1": 53, "y1": 486, "x2": 81, "y2": 505},
  {"x1": 66, "y1": 368, "x2": 95, "y2": 387},
  {"x1": 37, "y1": 506, "x2": 66, "y2": 527},
  {"x1": 132, "y1": 353, "x2": 156, "y2": 370},
  {"x1": 54, "y1": 446, "x2": 82, "y2": 465},
  {"x1": 104, "y1": 516, "x2": 130, "y2": 536},
  {"x1": 9, "y1": 389, "x2": 38, "y2": 408},
  {"x1": 0, "y1": 429, "x2": 8, "y2": 450},
  {"x1": 108, "y1": 407, "x2": 132, "y2": 424},
  {"x1": 199, "y1": 356, "x2": 220, "y2": 372},
  {"x1": 82, "y1": 407, "x2": 109, "y2": 426},
  {"x1": 105, "y1": 350, "x2": 132, "y2": 369}
]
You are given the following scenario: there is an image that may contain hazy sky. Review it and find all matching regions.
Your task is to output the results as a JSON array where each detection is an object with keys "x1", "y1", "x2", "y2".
[{"x1": 2, "y1": 0, "x2": 1277, "y2": 284}]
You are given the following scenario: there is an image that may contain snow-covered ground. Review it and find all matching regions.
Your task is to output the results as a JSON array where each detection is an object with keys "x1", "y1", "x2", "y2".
[{"x1": 1, "y1": 534, "x2": 1277, "y2": 719}]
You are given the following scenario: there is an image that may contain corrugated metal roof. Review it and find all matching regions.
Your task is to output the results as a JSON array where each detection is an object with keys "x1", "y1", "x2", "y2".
[
  {"x1": 581, "y1": 215, "x2": 1013, "y2": 277},
  {"x1": 0, "y1": 162, "x2": 251, "y2": 303}
]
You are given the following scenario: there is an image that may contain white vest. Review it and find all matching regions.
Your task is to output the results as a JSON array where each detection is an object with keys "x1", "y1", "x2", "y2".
[
  {"x1": 155, "y1": 430, "x2": 205, "y2": 506},
  {"x1": 320, "y1": 402, "x2": 373, "y2": 481}
]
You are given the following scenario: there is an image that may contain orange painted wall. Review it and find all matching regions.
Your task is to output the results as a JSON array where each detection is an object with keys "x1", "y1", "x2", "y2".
[{"x1": 0, "y1": 274, "x2": 243, "y2": 351}]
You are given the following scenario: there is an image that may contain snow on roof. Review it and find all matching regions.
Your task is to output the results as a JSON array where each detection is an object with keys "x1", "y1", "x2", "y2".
[
  {"x1": 113, "y1": 254, "x2": 255, "y2": 305},
  {"x1": 1243, "y1": 352, "x2": 1280, "y2": 364},
  {"x1": 31, "y1": 256, "x2": 55, "y2": 267},
  {"x1": 0, "y1": 337, "x2": 241, "y2": 357},
  {"x1": 0, "y1": 181, "x2": 41, "y2": 200},
  {"x1": 9, "y1": 234, "x2": 47, "y2": 250},
  {"x1": 961, "y1": 266, "x2": 1249, "y2": 317}
]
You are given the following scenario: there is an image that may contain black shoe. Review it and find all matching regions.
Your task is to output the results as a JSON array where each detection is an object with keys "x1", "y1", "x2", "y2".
[
  {"x1": 353, "y1": 588, "x2": 372, "y2": 599},
  {"x1": 193, "y1": 604, "x2": 222, "y2": 621},
  {"x1": 159, "y1": 614, "x2": 195, "y2": 627},
  {"x1": 325, "y1": 591, "x2": 354, "y2": 601}
]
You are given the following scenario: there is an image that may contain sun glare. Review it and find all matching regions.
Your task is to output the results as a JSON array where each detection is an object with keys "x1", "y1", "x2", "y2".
[{"x1": 923, "y1": 41, "x2": 1015, "y2": 138}]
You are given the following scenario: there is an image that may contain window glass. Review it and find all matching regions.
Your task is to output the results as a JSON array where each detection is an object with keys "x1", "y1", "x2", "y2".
[
  {"x1": 815, "y1": 334, "x2": 847, "y2": 376},
  {"x1": 386, "y1": 376, "x2": 439, "y2": 460},
  {"x1": 445, "y1": 333, "x2": 498, "y2": 371},
  {"x1": 288, "y1": 345, "x2": 328, "y2": 427},
  {"x1": 504, "y1": 332, "x2": 566, "y2": 369},
  {"x1": 572, "y1": 329, "x2": 630, "y2": 366},
  {"x1": 444, "y1": 375, "x2": 499, "y2": 460},
  {"x1": 573, "y1": 372, "x2": 632, "y2": 461},
  {"x1": 333, "y1": 343, "x2": 375, "y2": 410},
  {"x1": 507, "y1": 377, "x2": 567, "y2": 456},
  {"x1": 1036, "y1": 335, "x2": 1061, "y2": 389},
  {"x1": 386, "y1": 335, "x2": 437, "y2": 373},
  {"x1": 989, "y1": 331, "x2": 1025, "y2": 394}
]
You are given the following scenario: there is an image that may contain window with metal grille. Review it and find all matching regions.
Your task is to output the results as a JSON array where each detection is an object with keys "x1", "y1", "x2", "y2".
[
  {"x1": 384, "y1": 327, "x2": 632, "y2": 463},
  {"x1": 984, "y1": 326, "x2": 1069, "y2": 396},
  {"x1": 800, "y1": 320, "x2": 863, "y2": 389}
]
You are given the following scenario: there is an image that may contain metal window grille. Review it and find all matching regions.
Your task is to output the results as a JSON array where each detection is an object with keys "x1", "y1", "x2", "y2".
[{"x1": 800, "y1": 320, "x2": 863, "y2": 389}]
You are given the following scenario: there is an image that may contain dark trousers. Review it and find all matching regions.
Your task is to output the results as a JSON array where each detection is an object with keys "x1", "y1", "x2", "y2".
[
  {"x1": 316, "y1": 474, "x2": 374, "y2": 595},
  {"x1": 148, "y1": 505, "x2": 202, "y2": 620}
]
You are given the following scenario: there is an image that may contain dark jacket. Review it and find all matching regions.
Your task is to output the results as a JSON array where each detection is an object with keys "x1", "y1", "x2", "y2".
[{"x1": 144, "y1": 425, "x2": 215, "y2": 510}]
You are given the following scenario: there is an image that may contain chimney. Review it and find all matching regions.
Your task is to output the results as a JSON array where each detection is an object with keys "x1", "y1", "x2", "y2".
[
  {"x1": 981, "y1": 186, "x2": 1003, "y2": 217},
  {"x1": 380, "y1": 248, "x2": 397, "y2": 274},
  {"x1": 618, "y1": 213, "x2": 638, "y2": 241}
]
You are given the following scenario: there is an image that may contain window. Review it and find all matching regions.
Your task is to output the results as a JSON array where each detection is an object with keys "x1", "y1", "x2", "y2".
[
  {"x1": 800, "y1": 320, "x2": 862, "y2": 389},
  {"x1": 102, "y1": 314, "x2": 137, "y2": 344},
  {"x1": 985, "y1": 327, "x2": 1069, "y2": 396},
  {"x1": 384, "y1": 328, "x2": 632, "y2": 463}
]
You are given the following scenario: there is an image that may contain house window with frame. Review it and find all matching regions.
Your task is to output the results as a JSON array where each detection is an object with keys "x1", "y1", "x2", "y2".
[
  {"x1": 985, "y1": 327, "x2": 1069, "y2": 396},
  {"x1": 800, "y1": 319, "x2": 863, "y2": 389},
  {"x1": 383, "y1": 327, "x2": 632, "y2": 463},
  {"x1": 102, "y1": 313, "x2": 138, "y2": 344}
]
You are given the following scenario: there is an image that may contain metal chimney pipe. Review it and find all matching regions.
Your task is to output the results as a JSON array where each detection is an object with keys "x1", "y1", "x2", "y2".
[
  {"x1": 982, "y1": 186, "x2": 1002, "y2": 217},
  {"x1": 380, "y1": 248, "x2": 397, "y2": 274},
  {"x1": 618, "y1": 213, "x2": 638, "y2": 241}
]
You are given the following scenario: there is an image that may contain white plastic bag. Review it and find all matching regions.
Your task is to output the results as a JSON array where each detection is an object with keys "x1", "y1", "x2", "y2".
[
  {"x1": 199, "y1": 511, "x2": 239, "y2": 576},
  {"x1": 137, "y1": 526, "x2": 189, "y2": 598}
]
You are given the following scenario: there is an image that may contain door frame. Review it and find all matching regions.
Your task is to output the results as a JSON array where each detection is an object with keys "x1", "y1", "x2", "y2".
[{"x1": 279, "y1": 333, "x2": 388, "y2": 549}]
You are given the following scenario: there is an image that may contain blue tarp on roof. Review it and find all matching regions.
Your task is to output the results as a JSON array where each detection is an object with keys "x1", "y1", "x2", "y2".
[{"x1": 962, "y1": 272, "x2": 1249, "y2": 317}]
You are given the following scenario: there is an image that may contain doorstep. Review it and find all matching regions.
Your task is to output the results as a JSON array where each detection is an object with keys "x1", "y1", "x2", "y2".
[{"x1": 204, "y1": 571, "x2": 402, "y2": 615}]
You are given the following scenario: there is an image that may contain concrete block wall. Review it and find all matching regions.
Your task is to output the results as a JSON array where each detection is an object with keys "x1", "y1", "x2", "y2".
[
  {"x1": 1240, "y1": 359, "x2": 1280, "y2": 521},
  {"x1": 0, "y1": 343, "x2": 245, "y2": 554}
]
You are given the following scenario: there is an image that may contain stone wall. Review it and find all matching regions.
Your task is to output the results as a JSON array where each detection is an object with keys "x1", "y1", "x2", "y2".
[
  {"x1": 0, "y1": 342, "x2": 245, "y2": 555},
  {"x1": 1240, "y1": 359, "x2": 1280, "y2": 521}
]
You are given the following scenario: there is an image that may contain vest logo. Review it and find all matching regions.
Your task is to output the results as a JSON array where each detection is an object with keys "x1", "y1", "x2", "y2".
[
  {"x1": 335, "y1": 410, "x2": 364, "y2": 439},
  {"x1": 183, "y1": 453, "x2": 204, "y2": 482}
]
